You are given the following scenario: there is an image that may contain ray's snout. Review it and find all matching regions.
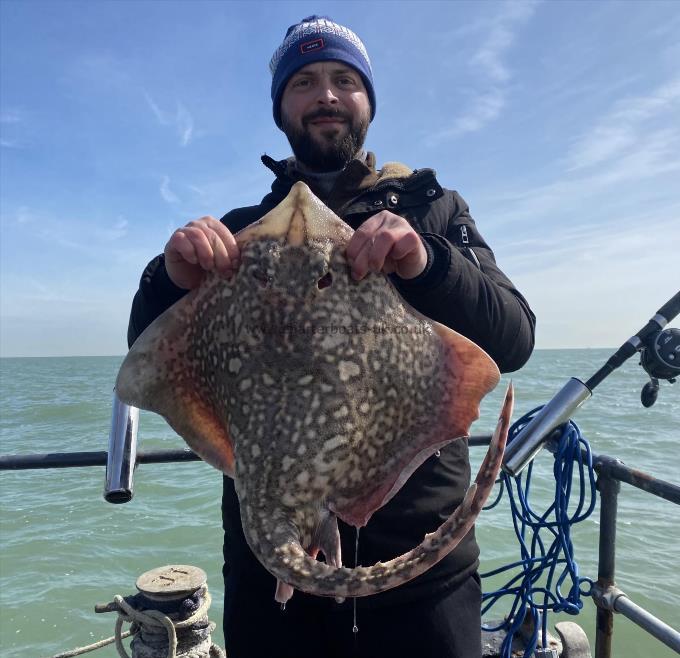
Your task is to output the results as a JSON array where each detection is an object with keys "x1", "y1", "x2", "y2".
[{"x1": 236, "y1": 182, "x2": 353, "y2": 249}]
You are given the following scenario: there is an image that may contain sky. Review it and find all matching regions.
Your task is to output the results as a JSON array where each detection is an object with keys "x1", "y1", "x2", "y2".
[{"x1": 1, "y1": 0, "x2": 679, "y2": 357}]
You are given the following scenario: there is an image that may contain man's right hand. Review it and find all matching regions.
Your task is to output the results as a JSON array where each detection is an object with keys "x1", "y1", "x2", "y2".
[{"x1": 164, "y1": 216, "x2": 240, "y2": 290}]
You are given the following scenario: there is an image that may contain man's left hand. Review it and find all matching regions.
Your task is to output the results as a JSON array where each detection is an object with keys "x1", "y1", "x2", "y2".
[{"x1": 346, "y1": 211, "x2": 428, "y2": 281}]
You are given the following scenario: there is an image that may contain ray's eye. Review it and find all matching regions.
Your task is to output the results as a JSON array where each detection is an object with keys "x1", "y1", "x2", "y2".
[
  {"x1": 252, "y1": 269, "x2": 271, "y2": 288},
  {"x1": 317, "y1": 272, "x2": 333, "y2": 290}
]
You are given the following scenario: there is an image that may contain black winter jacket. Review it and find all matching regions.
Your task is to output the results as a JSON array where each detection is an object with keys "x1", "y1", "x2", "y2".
[{"x1": 127, "y1": 153, "x2": 535, "y2": 607}]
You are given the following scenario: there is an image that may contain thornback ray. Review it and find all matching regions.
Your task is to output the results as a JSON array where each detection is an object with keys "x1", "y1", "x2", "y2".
[{"x1": 116, "y1": 181, "x2": 512, "y2": 602}]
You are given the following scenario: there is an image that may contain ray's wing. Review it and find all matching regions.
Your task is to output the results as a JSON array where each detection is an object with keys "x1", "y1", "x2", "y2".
[
  {"x1": 377, "y1": 318, "x2": 500, "y2": 506},
  {"x1": 330, "y1": 307, "x2": 501, "y2": 528},
  {"x1": 430, "y1": 319, "x2": 501, "y2": 434},
  {"x1": 116, "y1": 283, "x2": 235, "y2": 476}
]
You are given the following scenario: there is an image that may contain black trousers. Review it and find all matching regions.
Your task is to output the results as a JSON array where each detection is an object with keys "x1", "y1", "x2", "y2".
[{"x1": 224, "y1": 571, "x2": 482, "y2": 658}]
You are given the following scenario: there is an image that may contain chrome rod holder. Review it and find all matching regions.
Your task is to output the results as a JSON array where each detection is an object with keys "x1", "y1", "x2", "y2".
[
  {"x1": 502, "y1": 378, "x2": 591, "y2": 477},
  {"x1": 104, "y1": 391, "x2": 139, "y2": 503}
]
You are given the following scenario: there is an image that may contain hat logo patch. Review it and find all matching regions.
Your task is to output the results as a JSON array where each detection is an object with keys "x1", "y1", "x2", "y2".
[{"x1": 300, "y1": 38, "x2": 324, "y2": 54}]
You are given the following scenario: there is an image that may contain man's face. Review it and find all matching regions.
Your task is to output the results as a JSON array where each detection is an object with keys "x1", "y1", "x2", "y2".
[{"x1": 280, "y1": 61, "x2": 371, "y2": 172}]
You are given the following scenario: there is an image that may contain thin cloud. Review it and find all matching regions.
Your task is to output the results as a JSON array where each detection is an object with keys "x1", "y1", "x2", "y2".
[
  {"x1": 1, "y1": 139, "x2": 21, "y2": 149},
  {"x1": 7, "y1": 208, "x2": 132, "y2": 256},
  {"x1": 16, "y1": 206, "x2": 35, "y2": 224},
  {"x1": 471, "y1": 1, "x2": 539, "y2": 91},
  {"x1": 448, "y1": 89, "x2": 505, "y2": 136},
  {"x1": 35, "y1": 229, "x2": 95, "y2": 254},
  {"x1": 0, "y1": 109, "x2": 26, "y2": 148},
  {"x1": 566, "y1": 78, "x2": 680, "y2": 172},
  {"x1": 95, "y1": 217, "x2": 129, "y2": 242},
  {"x1": 68, "y1": 53, "x2": 132, "y2": 91},
  {"x1": 0, "y1": 110, "x2": 22, "y2": 124},
  {"x1": 176, "y1": 103, "x2": 194, "y2": 146},
  {"x1": 499, "y1": 212, "x2": 680, "y2": 275},
  {"x1": 429, "y1": 0, "x2": 539, "y2": 142},
  {"x1": 479, "y1": 74, "x2": 680, "y2": 230},
  {"x1": 144, "y1": 92, "x2": 165, "y2": 124},
  {"x1": 183, "y1": 167, "x2": 275, "y2": 213},
  {"x1": 505, "y1": 213, "x2": 679, "y2": 348},
  {"x1": 484, "y1": 148, "x2": 680, "y2": 230},
  {"x1": 160, "y1": 175, "x2": 180, "y2": 203},
  {"x1": 144, "y1": 92, "x2": 195, "y2": 146}
]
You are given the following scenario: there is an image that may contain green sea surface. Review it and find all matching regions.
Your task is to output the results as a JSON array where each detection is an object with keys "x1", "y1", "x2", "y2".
[{"x1": 0, "y1": 350, "x2": 678, "y2": 657}]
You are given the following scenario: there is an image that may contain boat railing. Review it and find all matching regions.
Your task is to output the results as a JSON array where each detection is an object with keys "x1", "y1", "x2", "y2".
[{"x1": 1, "y1": 434, "x2": 679, "y2": 657}]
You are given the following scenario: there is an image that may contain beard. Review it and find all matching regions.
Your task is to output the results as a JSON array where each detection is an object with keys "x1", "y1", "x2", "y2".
[{"x1": 281, "y1": 107, "x2": 369, "y2": 173}]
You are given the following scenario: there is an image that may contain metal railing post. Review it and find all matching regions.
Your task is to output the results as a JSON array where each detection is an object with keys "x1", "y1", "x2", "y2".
[{"x1": 594, "y1": 472, "x2": 621, "y2": 658}]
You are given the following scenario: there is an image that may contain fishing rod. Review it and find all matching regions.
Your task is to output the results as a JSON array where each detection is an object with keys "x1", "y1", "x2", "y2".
[{"x1": 503, "y1": 290, "x2": 680, "y2": 477}]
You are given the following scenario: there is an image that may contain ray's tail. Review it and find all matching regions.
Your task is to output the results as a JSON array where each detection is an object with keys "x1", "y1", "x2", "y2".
[{"x1": 256, "y1": 383, "x2": 514, "y2": 601}]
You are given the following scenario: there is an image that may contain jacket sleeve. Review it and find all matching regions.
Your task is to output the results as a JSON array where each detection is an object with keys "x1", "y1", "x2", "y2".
[
  {"x1": 392, "y1": 191, "x2": 535, "y2": 373},
  {"x1": 126, "y1": 254, "x2": 189, "y2": 348}
]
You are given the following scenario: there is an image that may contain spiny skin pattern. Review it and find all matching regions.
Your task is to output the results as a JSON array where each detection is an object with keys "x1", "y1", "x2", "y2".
[
  {"x1": 116, "y1": 182, "x2": 509, "y2": 602},
  {"x1": 258, "y1": 383, "x2": 512, "y2": 599},
  {"x1": 228, "y1": 243, "x2": 453, "y2": 513}
]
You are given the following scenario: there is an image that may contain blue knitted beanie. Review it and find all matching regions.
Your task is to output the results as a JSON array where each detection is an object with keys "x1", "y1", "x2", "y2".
[{"x1": 269, "y1": 15, "x2": 376, "y2": 128}]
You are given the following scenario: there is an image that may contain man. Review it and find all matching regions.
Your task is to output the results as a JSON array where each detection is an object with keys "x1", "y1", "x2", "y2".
[{"x1": 127, "y1": 15, "x2": 535, "y2": 658}]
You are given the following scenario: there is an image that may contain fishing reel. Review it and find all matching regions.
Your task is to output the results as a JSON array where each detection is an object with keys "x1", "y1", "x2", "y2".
[
  {"x1": 639, "y1": 327, "x2": 680, "y2": 407},
  {"x1": 503, "y1": 291, "x2": 680, "y2": 477}
]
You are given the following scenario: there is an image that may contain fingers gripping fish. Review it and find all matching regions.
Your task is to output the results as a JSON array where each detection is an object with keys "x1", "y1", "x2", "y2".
[{"x1": 116, "y1": 182, "x2": 513, "y2": 603}]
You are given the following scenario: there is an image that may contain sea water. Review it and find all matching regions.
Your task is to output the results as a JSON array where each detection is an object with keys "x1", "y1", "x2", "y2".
[{"x1": 0, "y1": 350, "x2": 678, "y2": 657}]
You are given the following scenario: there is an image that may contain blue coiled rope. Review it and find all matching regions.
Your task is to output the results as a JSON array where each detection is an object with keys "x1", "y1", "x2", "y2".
[{"x1": 481, "y1": 406, "x2": 597, "y2": 657}]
